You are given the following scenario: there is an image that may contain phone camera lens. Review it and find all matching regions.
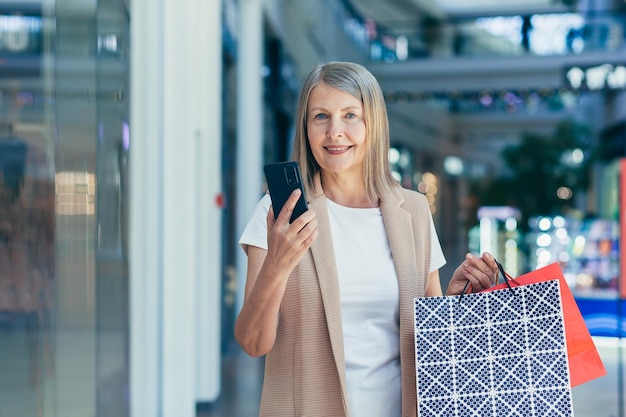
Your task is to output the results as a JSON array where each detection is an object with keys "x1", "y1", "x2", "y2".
[{"x1": 285, "y1": 166, "x2": 298, "y2": 184}]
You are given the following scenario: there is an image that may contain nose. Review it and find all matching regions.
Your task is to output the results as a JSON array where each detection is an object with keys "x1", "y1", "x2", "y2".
[{"x1": 326, "y1": 117, "x2": 344, "y2": 139}]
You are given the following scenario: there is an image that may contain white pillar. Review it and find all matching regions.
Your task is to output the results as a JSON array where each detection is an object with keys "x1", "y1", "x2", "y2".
[
  {"x1": 236, "y1": 0, "x2": 265, "y2": 313},
  {"x1": 202, "y1": 0, "x2": 223, "y2": 404},
  {"x1": 161, "y1": 2, "x2": 198, "y2": 413},
  {"x1": 130, "y1": 0, "x2": 221, "y2": 415},
  {"x1": 129, "y1": 0, "x2": 162, "y2": 414}
]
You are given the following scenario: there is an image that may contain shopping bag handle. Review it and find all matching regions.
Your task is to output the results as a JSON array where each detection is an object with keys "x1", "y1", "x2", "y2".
[{"x1": 459, "y1": 259, "x2": 516, "y2": 303}]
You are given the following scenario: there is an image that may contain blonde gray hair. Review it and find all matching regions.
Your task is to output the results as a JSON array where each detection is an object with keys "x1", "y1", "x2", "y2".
[{"x1": 291, "y1": 61, "x2": 397, "y2": 201}]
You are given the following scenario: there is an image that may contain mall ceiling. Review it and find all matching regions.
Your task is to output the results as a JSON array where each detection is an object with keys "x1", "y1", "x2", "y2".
[
  {"x1": 343, "y1": 0, "x2": 586, "y2": 167},
  {"x1": 348, "y1": 0, "x2": 572, "y2": 23}
]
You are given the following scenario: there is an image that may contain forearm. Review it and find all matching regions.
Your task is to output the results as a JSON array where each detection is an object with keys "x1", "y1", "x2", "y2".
[
  {"x1": 235, "y1": 200, "x2": 318, "y2": 357},
  {"x1": 234, "y1": 262, "x2": 290, "y2": 357}
]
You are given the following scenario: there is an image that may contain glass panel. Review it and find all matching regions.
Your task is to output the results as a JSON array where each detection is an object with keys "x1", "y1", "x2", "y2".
[
  {"x1": 0, "y1": 1, "x2": 129, "y2": 416},
  {"x1": 94, "y1": 2, "x2": 130, "y2": 416},
  {"x1": 0, "y1": 4, "x2": 54, "y2": 416}
]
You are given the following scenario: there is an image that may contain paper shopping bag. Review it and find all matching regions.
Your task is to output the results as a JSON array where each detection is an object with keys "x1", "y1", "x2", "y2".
[
  {"x1": 414, "y1": 280, "x2": 574, "y2": 417},
  {"x1": 486, "y1": 262, "x2": 606, "y2": 387}
]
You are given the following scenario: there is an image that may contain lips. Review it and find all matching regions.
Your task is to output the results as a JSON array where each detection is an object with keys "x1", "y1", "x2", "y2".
[{"x1": 325, "y1": 146, "x2": 351, "y2": 155}]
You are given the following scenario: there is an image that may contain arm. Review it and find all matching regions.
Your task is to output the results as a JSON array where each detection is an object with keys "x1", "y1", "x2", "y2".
[
  {"x1": 234, "y1": 190, "x2": 318, "y2": 357},
  {"x1": 425, "y1": 270, "x2": 443, "y2": 297}
]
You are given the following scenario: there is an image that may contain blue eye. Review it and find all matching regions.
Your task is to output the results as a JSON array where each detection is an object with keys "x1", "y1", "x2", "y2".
[
  {"x1": 314, "y1": 113, "x2": 327, "y2": 120},
  {"x1": 346, "y1": 113, "x2": 356, "y2": 119}
]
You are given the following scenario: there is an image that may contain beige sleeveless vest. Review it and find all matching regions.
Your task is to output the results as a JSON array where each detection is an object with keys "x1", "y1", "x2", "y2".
[{"x1": 258, "y1": 186, "x2": 432, "y2": 417}]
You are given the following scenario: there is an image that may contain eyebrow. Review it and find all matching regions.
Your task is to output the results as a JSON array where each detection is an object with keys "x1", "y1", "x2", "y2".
[{"x1": 308, "y1": 105, "x2": 361, "y2": 113}]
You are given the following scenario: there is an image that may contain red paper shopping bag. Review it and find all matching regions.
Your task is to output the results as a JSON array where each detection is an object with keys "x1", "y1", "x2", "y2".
[{"x1": 485, "y1": 262, "x2": 606, "y2": 387}]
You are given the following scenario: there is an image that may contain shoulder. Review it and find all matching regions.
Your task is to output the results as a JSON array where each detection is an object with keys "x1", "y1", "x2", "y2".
[
  {"x1": 394, "y1": 185, "x2": 429, "y2": 209},
  {"x1": 380, "y1": 185, "x2": 430, "y2": 221},
  {"x1": 396, "y1": 186, "x2": 425, "y2": 200}
]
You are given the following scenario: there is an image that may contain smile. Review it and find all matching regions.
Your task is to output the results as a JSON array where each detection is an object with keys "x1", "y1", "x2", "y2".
[{"x1": 325, "y1": 146, "x2": 351, "y2": 154}]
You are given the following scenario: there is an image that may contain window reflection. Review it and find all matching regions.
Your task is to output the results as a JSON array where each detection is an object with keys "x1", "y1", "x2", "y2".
[
  {"x1": 55, "y1": 171, "x2": 96, "y2": 216},
  {"x1": 475, "y1": 13, "x2": 585, "y2": 55},
  {"x1": 0, "y1": 125, "x2": 54, "y2": 417}
]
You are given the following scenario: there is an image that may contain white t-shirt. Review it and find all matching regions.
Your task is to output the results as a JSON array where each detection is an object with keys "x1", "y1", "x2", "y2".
[{"x1": 239, "y1": 193, "x2": 446, "y2": 417}]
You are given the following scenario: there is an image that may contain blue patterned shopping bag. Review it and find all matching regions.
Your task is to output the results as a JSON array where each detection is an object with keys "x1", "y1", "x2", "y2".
[{"x1": 414, "y1": 280, "x2": 574, "y2": 417}]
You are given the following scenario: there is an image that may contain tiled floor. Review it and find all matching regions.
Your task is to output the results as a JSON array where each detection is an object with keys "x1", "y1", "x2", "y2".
[
  {"x1": 200, "y1": 349, "x2": 264, "y2": 417},
  {"x1": 1, "y1": 321, "x2": 624, "y2": 417},
  {"x1": 203, "y1": 338, "x2": 626, "y2": 417}
]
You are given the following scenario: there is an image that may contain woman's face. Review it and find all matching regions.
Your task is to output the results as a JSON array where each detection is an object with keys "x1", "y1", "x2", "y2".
[{"x1": 306, "y1": 82, "x2": 367, "y2": 179}]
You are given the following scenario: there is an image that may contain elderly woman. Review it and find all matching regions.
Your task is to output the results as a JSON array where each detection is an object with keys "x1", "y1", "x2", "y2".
[{"x1": 235, "y1": 61, "x2": 497, "y2": 417}]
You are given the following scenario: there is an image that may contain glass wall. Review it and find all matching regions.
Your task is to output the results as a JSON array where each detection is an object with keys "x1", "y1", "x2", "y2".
[{"x1": 0, "y1": 0, "x2": 130, "y2": 416}]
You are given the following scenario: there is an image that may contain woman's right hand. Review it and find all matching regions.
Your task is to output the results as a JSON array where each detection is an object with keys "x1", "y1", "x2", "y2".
[
  {"x1": 265, "y1": 189, "x2": 318, "y2": 273},
  {"x1": 235, "y1": 189, "x2": 318, "y2": 357}
]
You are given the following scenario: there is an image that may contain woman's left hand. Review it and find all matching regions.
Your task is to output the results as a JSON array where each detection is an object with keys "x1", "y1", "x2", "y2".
[{"x1": 446, "y1": 252, "x2": 499, "y2": 296}]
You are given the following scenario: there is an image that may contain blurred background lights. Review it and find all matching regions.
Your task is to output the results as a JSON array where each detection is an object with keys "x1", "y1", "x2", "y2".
[
  {"x1": 572, "y1": 235, "x2": 586, "y2": 257},
  {"x1": 479, "y1": 92, "x2": 493, "y2": 106},
  {"x1": 505, "y1": 239, "x2": 518, "y2": 277},
  {"x1": 553, "y1": 216, "x2": 566, "y2": 228},
  {"x1": 480, "y1": 217, "x2": 494, "y2": 256},
  {"x1": 398, "y1": 151, "x2": 410, "y2": 168},
  {"x1": 395, "y1": 35, "x2": 408, "y2": 61},
  {"x1": 574, "y1": 235, "x2": 586, "y2": 246},
  {"x1": 557, "y1": 186, "x2": 573, "y2": 200},
  {"x1": 422, "y1": 171, "x2": 437, "y2": 184},
  {"x1": 417, "y1": 171, "x2": 438, "y2": 214},
  {"x1": 555, "y1": 227, "x2": 569, "y2": 241},
  {"x1": 576, "y1": 273, "x2": 594, "y2": 288},
  {"x1": 538, "y1": 217, "x2": 552, "y2": 231},
  {"x1": 505, "y1": 217, "x2": 517, "y2": 231},
  {"x1": 571, "y1": 148, "x2": 584, "y2": 164},
  {"x1": 443, "y1": 155, "x2": 464, "y2": 176},
  {"x1": 388, "y1": 147, "x2": 400, "y2": 164},
  {"x1": 537, "y1": 248, "x2": 552, "y2": 265},
  {"x1": 561, "y1": 148, "x2": 585, "y2": 167},
  {"x1": 537, "y1": 232, "x2": 552, "y2": 247}
]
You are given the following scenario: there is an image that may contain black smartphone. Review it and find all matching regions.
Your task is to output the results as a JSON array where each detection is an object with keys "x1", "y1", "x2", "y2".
[{"x1": 264, "y1": 161, "x2": 308, "y2": 223}]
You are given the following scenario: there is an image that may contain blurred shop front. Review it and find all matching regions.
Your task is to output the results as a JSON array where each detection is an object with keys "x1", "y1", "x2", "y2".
[
  {"x1": 468, "y1": 158, "x2": 626, "y2": 339},
  {"x1": 0, "y1": 1, "x2": 130, "y2": 416},
  {"x1": 531, "y1": 158, "x2": 626, "y2": 338}
]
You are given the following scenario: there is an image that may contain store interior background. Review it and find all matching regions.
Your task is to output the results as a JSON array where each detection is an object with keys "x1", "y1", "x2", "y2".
[{"x1": 0, "y1": 0, "x2": 624, "y2": 416}]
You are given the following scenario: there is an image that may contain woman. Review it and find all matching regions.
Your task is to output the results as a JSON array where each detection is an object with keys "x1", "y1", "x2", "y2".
[{"x1": 235, "y1": 61, "x2": 497, "y2": 417}]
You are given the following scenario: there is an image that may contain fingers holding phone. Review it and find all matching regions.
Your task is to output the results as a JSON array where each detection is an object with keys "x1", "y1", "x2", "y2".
[
  {"x1": 270, "y1": 189, "x2": 317, "y2": 238},
  {"x1": 275, "y1": 189, "x2": 308, "y2": 224},
  {"x1": 264, "y1": 162, "x2": 318, "y2": 270},
  {"x1": 266, "y1": 189, "x2": 318, "y2": 270},
  {"x1": 264, "y1": 162, "x2": 308, "y2": 223}
]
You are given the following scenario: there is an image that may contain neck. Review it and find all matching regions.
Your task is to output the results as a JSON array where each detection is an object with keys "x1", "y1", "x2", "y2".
[{"x1": 320, "y1": 172, "x2": 378, "y2": 208}]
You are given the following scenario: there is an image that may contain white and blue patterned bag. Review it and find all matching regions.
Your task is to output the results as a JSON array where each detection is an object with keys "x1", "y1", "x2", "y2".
[{"x1": 414, "y1": 280, "x2": 574, "y2": 417}]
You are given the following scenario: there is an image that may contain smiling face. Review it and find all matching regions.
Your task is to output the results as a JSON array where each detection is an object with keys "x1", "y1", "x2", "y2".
[{"x1": 306, "y1": 82, "x2": 367, "y2": 181}]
